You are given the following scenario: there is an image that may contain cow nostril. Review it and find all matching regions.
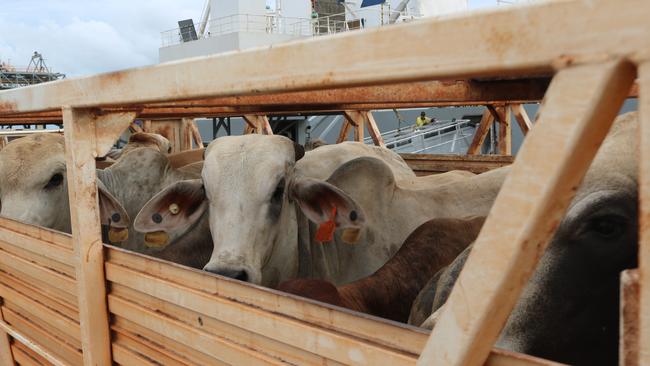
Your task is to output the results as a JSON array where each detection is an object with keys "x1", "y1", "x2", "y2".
[
  {"x1": 234, "y1": 270, "x2": 248, "y2": 282},
  {"x1": 208, "y1": 268, "x2": 249, "y2": 282}
]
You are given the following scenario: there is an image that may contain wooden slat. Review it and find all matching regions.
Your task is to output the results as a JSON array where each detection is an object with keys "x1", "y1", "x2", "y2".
[
  {"x1": 12, "y1": 342, "x2": 52, "y2": 366},
  {"x1": 467, "y1": 109, "x2": 495, "y2": 155},
  {"x1": 63, "y1": 107, "x2": 112, "y2": 366},
  {"x1": 0, "y1": 271, "x2": 78, "y2": 321},
  {"x1": 106, "y1": 261, "x2": 417, "y2": 365},
  {"x1": 511, "y1": 103, "x2": 533, "y2": 135},
  {"x1": 112, "y1": 317, "x2": 227, "y2": 366},
  {"x1": 638, "y1": 61, "x2": 650, "y2": 366},
  {"x1": 0, "y1": 269, "x2": 77, "y2": 310},
  {"x1": 620, "y1": 270, "x2": 640, "y2": 366},
  {"x1": 109, "y1": 295, "x2": 288, "y2": 365},
  {"x1": 0, "y1": 286, "x2": 80, "y2": 347},
  {"x1": 0, "y1": 248, "x2": 76, "y2": 296},
  {"x1": 112, "y1": 327, "x2": 195, "y2": 366},
  {"x1": 1, "y1": 309, "x2": 78, "y2": 365},
  {"x1": 0, "y1": 217, "x2": 72, "y2": 250},
  {"x1": 0, "y1": 240, "x2": 75, "y2": 279},
  {"x1": 0, "y1": 228, "x2": 73, "y2": 267},
  {"x1": 112, "y1": 343, "x2": 159, "y2": 366},
  {"x1": 110, "y1": 283, "x2": 343, "y2": 366},
  {"x1": 3, "y1": 299, "x2": 81, "y2": 351},
  {"x1": 418, "y1": 60, "x2": 636, "y2": 366}
]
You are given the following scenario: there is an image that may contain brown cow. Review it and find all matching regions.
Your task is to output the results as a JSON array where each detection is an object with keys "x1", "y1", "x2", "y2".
[{"x1": 278, "y1": 216, "x2": 485, "y2": 322}]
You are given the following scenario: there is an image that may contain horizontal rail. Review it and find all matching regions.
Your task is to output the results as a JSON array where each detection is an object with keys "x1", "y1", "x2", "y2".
[
  {"x1": 0, "y1": 128, "x2": 62, "y2": 136},
  {"x1": 0, "y1": 0, "x2": 646, "y2": 114},
  {"x1": 0, "y1": 79, "x2": 552, "y2": 122}
]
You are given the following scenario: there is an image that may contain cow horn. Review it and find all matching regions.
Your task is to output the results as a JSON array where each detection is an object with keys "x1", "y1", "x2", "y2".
[{"x1": 294, "y1": 143, "x2": 305, "y2": 162}]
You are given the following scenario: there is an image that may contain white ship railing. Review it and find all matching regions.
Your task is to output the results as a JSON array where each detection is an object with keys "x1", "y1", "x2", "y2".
[
  {"x1": 367, "y1": 119, "x2": 475, "y2": 154},
  {"x1": 161, "y1": 8, "x2": 420, "y2": 47}
]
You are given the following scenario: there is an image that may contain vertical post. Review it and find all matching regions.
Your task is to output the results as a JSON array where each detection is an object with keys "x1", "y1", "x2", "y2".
[
  {"x1": 180, "y1": 118, "x2": 194, "y2": 151},
  {"x1": 495, "y1": 106, "x2": 512, "y2": 155},
  {"x1": 62, "y1": 107, "x2": 112, "y2": 366},
  {"x1": 0, "y1": 330, "x2": 13, "y2": 366},
  {"x1": 418, "y1": 60, "x2": 635, "y2": 366},
  {"x1": 638, "y1": 61, "x2": 650, "y2": 366},
  {"x1": 354, "y1": 117, "x2": 364, "y2": 142},
  {"x1": 620, "y1": 270, "x2": 640, "y2": 366}
]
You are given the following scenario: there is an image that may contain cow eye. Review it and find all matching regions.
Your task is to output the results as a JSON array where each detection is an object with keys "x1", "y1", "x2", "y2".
[
  {"x1": 585, "y1": 216, "x2": 625, "y2": 239},
  {"x1": 44, "y1": 173, "x2": 64, "y2": 190},
  {"x1": 271, "y1": 178, "x2": 285, "y2": 204}
]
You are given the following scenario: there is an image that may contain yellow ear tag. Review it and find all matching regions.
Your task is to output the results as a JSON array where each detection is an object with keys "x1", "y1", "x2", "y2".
[
  {"x1": 341, "y1": 228, "x2": 361, "y2": 244},
  {"x1": 108, "y1": 227, "x2": 129, "y2": 243},
  {"x1": 144, "y1": 231, "x2": 169, "y2": 248},
  {"x1": 169, "y1": 203, "x2": 180, "y2": 215}
]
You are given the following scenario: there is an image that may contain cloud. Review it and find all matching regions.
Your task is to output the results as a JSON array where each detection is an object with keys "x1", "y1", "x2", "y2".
[{"x1": 0, "y1": 0, "x2": 204, "y2": 76}]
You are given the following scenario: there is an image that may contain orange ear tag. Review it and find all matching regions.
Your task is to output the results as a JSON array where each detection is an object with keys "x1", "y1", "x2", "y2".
[{"x1": 315, "y1": 206, "x2": 337, "y2": 243}]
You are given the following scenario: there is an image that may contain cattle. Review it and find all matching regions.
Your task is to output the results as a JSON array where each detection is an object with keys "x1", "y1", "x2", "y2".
[
  {"x1": 278, "y1": 216, "x2": 485, "y2": 322},
  {"x1": 0, "y1": 133, "x2": 211, "y2": 268},
  {"x1": 410, "y1": 112, "x2": 639, "y2": 366},
  {"x1": 134, "y1": 136, "x2": 505, "y2": 287}
]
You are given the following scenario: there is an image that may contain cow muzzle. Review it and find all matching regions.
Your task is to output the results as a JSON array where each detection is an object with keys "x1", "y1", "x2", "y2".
[{"x1": 205, "y1": 267, "x2": 250, "y2": 282}]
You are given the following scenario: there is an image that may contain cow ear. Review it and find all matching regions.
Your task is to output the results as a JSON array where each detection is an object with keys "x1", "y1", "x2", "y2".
[
  {"x1": 97, "y1": 184, "x2": 130, "y2": 244},
  {"x1": 290, "y1": 177, "x2": 365, "y2": 244},
  {"x1": 134, "y1": 179, "x2": 207, "y2": 249}
]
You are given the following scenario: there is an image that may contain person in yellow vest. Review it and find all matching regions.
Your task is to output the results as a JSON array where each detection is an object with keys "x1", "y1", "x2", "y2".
[{"x1": 415, "y1": 111, "x2": 431, "y2": 128}]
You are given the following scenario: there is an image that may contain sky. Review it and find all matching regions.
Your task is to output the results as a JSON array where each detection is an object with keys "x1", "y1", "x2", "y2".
[{"x1": 0, "y1": 0, "x2": 501, "y2": 77}]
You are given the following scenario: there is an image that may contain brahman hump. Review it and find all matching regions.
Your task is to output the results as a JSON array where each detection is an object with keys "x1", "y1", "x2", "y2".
[
  {"x1": 108, "y1": 132, "x2": 172, "y2": 161},
  {"x1": 134, "y1": 135, "x2": 502, "y2": 287},
  {"x1": 278, "y1": 216, "x2": 485, "y2": 322},
  {"x1": 411, "y1": 111, "x2": 639, "y2": 366},
  {"x1": 0, "y1": 133, "x2": 211, "y2": 269}
]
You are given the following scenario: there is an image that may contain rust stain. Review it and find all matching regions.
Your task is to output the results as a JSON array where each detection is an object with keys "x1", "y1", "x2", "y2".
[
  {"x1": 486, "y1": 26, "x2": 515, "y2": 58},
  {"x1": 98, "y1": 69, "x2": 129, "y2": 89},
  {"x1": 0, "y1": 101, "x2": 18, "y2": 114}
]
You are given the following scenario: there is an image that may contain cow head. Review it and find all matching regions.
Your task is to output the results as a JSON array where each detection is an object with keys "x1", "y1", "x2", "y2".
[
  {"x1": 0, "y1": 134, "x2": 71, "y2": 231},
  {"x1": 134, "y1": 135, "x2": 365, "y2": 286},
  {"x1": 0, "y1": 134, "x2": 130, "y2": 238}
]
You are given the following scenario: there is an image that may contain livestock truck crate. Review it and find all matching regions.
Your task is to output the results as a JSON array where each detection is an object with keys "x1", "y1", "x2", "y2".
[{"x1": 0, "y1": 0, "x2": 648, "y2": 365}]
